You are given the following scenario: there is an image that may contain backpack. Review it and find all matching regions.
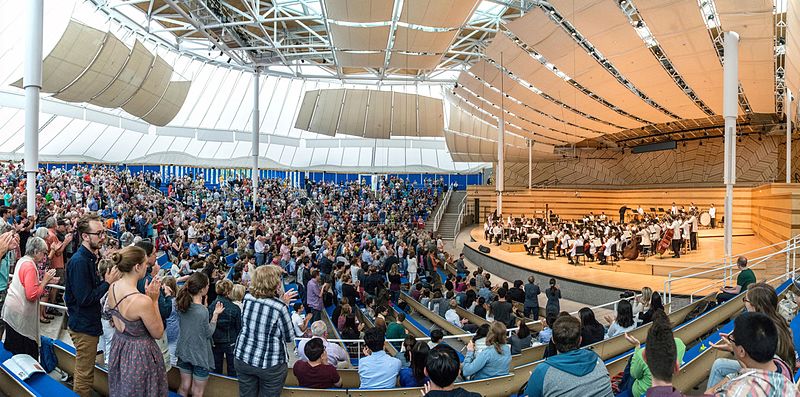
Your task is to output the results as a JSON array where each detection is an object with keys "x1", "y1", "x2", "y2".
[{"x1": 39, "y1": 336, "x2": 58, "y2": 373}]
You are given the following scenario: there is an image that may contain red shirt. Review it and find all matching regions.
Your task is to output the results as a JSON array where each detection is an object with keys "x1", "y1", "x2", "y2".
[{"x1": 292, "y1": 361, "x2": 340, "y2": 389}]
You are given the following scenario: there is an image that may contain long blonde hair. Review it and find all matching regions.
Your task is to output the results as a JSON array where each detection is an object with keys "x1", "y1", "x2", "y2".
[{"x1": 640, "y1": 287, "x2": 653, "y2": 307}]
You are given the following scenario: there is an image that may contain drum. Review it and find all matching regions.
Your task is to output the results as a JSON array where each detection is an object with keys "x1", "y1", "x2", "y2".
[{"x1": 700, "y1": 211, "x2": 711, "y2": 227}]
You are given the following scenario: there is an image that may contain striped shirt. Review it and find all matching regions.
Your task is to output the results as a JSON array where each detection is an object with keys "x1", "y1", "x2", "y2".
[
  {"x1": 715, "y1": 367, "x2": 798, "y2": 397},
  {"x1": 234, "y1": 294, "x2": 293, "y2": 369}
]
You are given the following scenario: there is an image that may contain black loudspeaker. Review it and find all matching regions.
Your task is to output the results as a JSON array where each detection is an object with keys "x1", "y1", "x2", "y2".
[{"x1": 478, "y1": 245, "x2": 491, "y2": 254}]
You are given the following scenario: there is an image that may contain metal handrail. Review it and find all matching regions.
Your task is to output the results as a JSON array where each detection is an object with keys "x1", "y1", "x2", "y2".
[
  {"x1": 432, "y1": 188, "x2": 452, "y2": 233},
  {"x1": 663, "y1": 235, "x2": 800, "y2": 307},
  {"x1": 666, "y1": 238, "x2": 789, "y2": 278},
  {"x1": 452, "y1": 194, "x2": 468, "y2": 241}
]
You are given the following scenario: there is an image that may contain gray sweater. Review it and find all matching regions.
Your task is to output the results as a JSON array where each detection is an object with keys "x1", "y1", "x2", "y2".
[{"x1": 176, "y1": 303, "x2": 217, "y2": 370}]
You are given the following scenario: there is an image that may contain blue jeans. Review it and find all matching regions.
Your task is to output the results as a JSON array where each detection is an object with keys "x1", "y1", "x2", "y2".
[
  {"x1": 212, "y1": 342, "x2": 236, "y2": 377},
  {"x1": 707, "y1": 358, "x2": 741, "y2": 389}
]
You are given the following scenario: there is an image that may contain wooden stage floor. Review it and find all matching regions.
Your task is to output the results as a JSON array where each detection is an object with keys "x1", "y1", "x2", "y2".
[{"x1": 465, "y1": 227, "x2": 782, "y2": 297}]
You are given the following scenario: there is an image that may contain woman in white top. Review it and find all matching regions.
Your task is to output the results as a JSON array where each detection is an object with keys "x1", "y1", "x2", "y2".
[
  {"x1": 604, "y1": 300, "x2": 636, "y2": 339},
  {"x1": 406, "y1": 249, "x2": 418, "y2": 285},
  {"x1": 632, "y1": 287, "x2": 652, "y2": 321}
]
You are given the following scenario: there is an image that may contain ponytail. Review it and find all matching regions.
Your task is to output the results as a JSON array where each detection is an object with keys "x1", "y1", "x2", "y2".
[{"x1": 176, "y1": 272, "x2": 209, "y2": 313}]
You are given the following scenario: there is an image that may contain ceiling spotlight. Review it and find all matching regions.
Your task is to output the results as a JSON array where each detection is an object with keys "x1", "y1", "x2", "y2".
[
  {"x1": 227, "y1": 57, "x2": 231, "y2": 64},
  {"x1": 220, "y1": 51, "x2": 224, "y2": 56},
  {"x1": 635, "y1": 20, "x2": 644, "y2": 28},
  {"x1": 211, "y1": 45, "x2": 216, "y2": 50}
]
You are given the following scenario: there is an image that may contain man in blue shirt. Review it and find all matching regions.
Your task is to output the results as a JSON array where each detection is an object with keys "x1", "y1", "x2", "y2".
[
  {"x1": 64, "y1": 214, "x2": 120, "y2": 397},
  {"x1": 358, "y1": 327, "x2": 401, "y2": 389}
]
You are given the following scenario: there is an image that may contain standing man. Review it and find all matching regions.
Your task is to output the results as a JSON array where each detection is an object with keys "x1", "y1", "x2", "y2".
[
  {"x1": 619, "y1": 205, "x2": 628, "y2": 224},
  {"x1": 670, "y1": 216, "x2": 683, "y2": 258},
  {"x1": 709, "y1": 204, "x2": 717, "y2": 229},
  {"x1": 64, "y1": 214, "x2": 121, "y2": 397},
  {"x1": 689, "y1": 211, "x2": 699, "y2": 251},
  {"x1": 524, "y1": 276, "x2": 541, "y2": 321},
  {"x1": 45, "y1": 217, "x2": 71, "y2": 317}
]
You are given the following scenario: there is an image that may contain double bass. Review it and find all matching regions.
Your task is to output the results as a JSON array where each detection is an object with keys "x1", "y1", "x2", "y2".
[
  {"x1": 656, "y1": 228, "x2": 674, "y2": 255},
  {"x1": 623, "y1": 235, "x2": 641, "y2": 260}
]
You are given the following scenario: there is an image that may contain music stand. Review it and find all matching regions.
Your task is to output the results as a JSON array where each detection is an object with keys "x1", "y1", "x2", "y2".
[
  {"x1": 649, "y1": 207, "x2": 656, "y2": 212},
  {"x1": 658, "y1": 208, "x2": 665, "y2": 212}
]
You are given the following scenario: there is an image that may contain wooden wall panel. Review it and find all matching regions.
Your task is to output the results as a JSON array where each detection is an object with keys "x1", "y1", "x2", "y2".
[{"x1": 750, "y1": 184, "x2": 800, "y2": 246}]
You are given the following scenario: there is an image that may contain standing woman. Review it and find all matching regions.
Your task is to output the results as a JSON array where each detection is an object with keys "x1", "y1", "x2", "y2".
[
  {"x1": 632, "y1": 287, "x2": 652, "y2": 320},
  {"x1": 2, "y1": 237, "x2": 56, "y2": 358},
  {"x1": 234, "y1": 265, "x2": 297, "y2": 397},
  {"x1": 388, "y1": 264, "x2": 401, "y2": 303},
  {"x1": 406, "y1": 249, "x2": 418, "y2": 286},
  {"x1": 175, "y1": 272, "x2": 224, "y2": 397},
  {"x1": 544, "y1": 278, "x2": 561, "y2": 317},
  {"x1": 104, "y1": 246, "x2": 168, "y2": 397}
]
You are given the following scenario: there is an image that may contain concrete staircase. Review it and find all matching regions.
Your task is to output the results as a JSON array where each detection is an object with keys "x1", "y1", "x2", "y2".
[{"x1": 436, "y1": 190, "x2": 467, "y2": 240}]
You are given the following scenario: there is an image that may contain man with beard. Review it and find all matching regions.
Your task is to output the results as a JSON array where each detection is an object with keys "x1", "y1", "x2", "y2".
[{"x1": 65, "y1": 214, "x2": 121, "y2": 397}]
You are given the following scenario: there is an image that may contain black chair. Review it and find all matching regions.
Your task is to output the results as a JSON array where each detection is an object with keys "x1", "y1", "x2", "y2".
[
  {"x1": 544, "y1": 240, "x2": 555, "y2": 260},
  {"x1": 525, "y1": 237, "x2": 540, "y2": 255},
  {"x1": 574, "y1": 245, "x2": 586, "y2": 266},
  {"x1": 609, "y1": 244, "x2": 618, "y2": 265}
]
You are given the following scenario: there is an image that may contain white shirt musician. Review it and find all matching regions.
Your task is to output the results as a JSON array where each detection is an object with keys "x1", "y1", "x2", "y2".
[
  {"x1": 671, "y1": 219, "x2": 682, "y2": 240},
  {"x1": 637, "y1": 206, "x2": 644, "y2": 216},
  {"x1": 638, "y1": 229, "x2": 651, "y2": 247},
  {"x1": 671, "y1": 203, "x2": 678, "y2": 216},
  {"x1": 690, "y1": 215, "x2": 698, "y2": 233}
]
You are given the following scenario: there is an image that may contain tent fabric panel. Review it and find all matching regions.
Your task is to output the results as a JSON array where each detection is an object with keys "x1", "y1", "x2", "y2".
[
  {"x1": 387, "y1": 53, "x2": 442, "y2": 70},
  {"x1": 329, "y1": 24, "x2": 391, "y2": 51},
  {"x1": 508, "y1": 8, "x2": 672, "y2": 124},
  {"x1": 365, "y1": 90, "x2": 392, "y2": 138},
  {"x1": 122, "y1": 55, "x2": 173, "y2": 118},
  {"x1": 308, "y1": 88, "x2": 345, "y2": 136},
  {"x1": 323, "y1": 0, "x2": 394, "y2": 23},
  {"x1": 141, "y1": 80, "x2": 191, "y2": 126},
  {"x1": 398, "y1": 0, "x2": 481, "y2": 28},
  {"x1": 483, "y1": 35, "x2": 642, "y2": 129},
  {"x1": 417, "y1": 95, "x2": 444, "y2": 137},
  {"x1": 54, "y1": 32, "x2": 130, "y2": 103},
  {"x1": 715, "y1": 0, "x2": 775, "y2": 113},
  {"x1": 390, "y1": 91, "x2": 417, "y2": 136},
  {"x1": 338, "y1": 89, "x2": 369, "y2": 137},
  {"x1": 294, "y1": 89, "x2": 319, "y2": 131},
  {"x1": 89, "y1": 40, "x2": 154, "y2": 108},
  {"x1": 550, "y1": 0, "x2": 707, "y2": 120},
  {"x1": 460, "y1": 63, "x2": 618, "y2": 134},
  {"x1": 636, "y1": 0, "x2": 725, "y2": 115},
  {"x1": 455, "y1": 73, "x2": 601, "y2": 138},
  {"x1": 335, "y1": 51, "x2": 386, "y2": 68},
  {"x1": 36, "y1": 21, "x2": 106, "y2": 93},
  {"x1": 391, "y1": 26, "x2": 457, "y2": 54}
]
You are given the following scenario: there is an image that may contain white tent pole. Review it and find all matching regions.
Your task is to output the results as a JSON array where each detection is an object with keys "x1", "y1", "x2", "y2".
[
  {"x1": 528, "y1": 139, "x2": 532, "y2": 190},
  {"x1": 497, "y1": 52, "x2": 504, "y2": 217},
  {"x1": 787, "y1": 88, "x2": 792, "y2": 183},
  {"x1": 252, "y1": 70, "x2": 260, "y2": 211},
  {"x1": 24, "y1": 0, "x2": 44, "y2": 217},
  {"x1": 723, "y1": 31, "x2": 739, "y2": 264}
]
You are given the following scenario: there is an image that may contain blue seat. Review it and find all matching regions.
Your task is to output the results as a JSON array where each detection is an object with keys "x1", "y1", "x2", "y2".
[{"x1": 0, "y1": 342, "x2": 78, "y2": 397}]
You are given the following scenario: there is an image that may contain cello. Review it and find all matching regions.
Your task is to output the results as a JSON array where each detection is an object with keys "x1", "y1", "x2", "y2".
[
  {"x1": 623, "y1": 235, "x2": 641, "y2": 260},
  {"x1": 656, "y1": 226, "x2": 674, "y2": 255}
]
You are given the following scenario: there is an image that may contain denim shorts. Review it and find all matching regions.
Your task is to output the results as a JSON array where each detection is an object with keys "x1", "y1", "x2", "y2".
[{"x1": 176, "y1": 358, "x2": 210, "y2": 381}]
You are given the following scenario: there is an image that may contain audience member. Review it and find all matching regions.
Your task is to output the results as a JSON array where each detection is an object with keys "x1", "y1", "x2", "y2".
[
  {"x1": 462, "y1": 321, "x2": 511, "y2": 380},
  {"x1": 716, "y1": 257, "x2": 755, "y2": 304},
  {"x1": 545, "y1": 279, "x2": 560, "y2": 316},
  {"x1": 638, "y1": 293, "x2": 665, "y2": 325},
  {"x1": 65, "y1": 214, "x2": 121, "y2": 397},
  {"x1": 386, "y1": 312, "x2": 407, "y2": 350},
  {"x1": 712, "y1": 312, "x2": 797, "y2": 396},
  {"x1": 399, "y1": 341, "x2": 430, "y2": 387},
  {"x1": 103, "y1": 246, "x2": 168, "y2": 396},
  {"x1": 509, "y1": 318, "x2": 532, "y2": 355},
  {"x1": 175, "y1": 272, "x2": 223, "y2": 397},
  {"x1": 292, "y1": 338, "x2": 342, "y2": 389},
  {"x1": 490, "y1": 288, "x2": 513, "y2": 327},
  {"x1": 523, "y1": 276, "x2": 540, "y2": 320},
  {"x1": 298, "y1": 320, "x2": 349, "y2": 368},
  {"x1": 525, "y1": 315, "x2": 613, "y2": 397},
  {"x1": 578, "y1": 307, "x2": 605, "y2": 347},
  {"x1": 208, "y1": 278, "x2": 242, "y2": 376},
  {"x1": 623, "y1": 310, "x2": 685, "y2": 397},
  {"x1": 605, "y1": 299, "x2": 636, "y2": 339},
  {"x1": 2, "y1": 237, "x2": 55, "y2": 358},
  {"x1": 358, "y1": 327, "x2": 402, "y2": 389},
  {"x1": 421, "y1": 345, "x2": 480, "y2": 397},
  {"x1": 233, "y1": 265, "x2": 296, "y2": 396}
]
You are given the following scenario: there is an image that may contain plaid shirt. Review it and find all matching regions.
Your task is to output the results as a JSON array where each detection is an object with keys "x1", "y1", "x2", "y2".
[
  {"x1": 715, "y1": 368, "x2": 799, "y2": 397},
  {"x1": 234, "y1": 294, "x2": 293, "y2": 369}
]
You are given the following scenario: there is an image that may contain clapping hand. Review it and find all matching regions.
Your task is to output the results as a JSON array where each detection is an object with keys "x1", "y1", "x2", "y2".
[
  {"x1": 624, "y1": 333, "x2": 640, "y2": 347},
  {"x1": 282, "y1": 288, "x2": 298, "y2": 305},
  {"x1": 466, "y1": 340, "x2": 475, "y2": 352},
  {"x1": 43, "y1": 269, "x2": 57, "y2": 283},
  {"x1": 710, "y1": 332, "x2": 734, "y2": 352},
  {"x1": 213, "y1": 301, "x2": 224, "y2": 316},
  {"x1": 145, "y1": 277, "x2": 161, "y2": 301}
]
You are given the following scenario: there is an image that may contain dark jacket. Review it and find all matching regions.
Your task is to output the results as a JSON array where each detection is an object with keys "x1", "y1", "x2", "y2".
[
  {"x1": 208, "y1": 296, "x2": 242, "y2": 345},
  {"x1": 580, "y1": 323, "x2": 605, "y2": 347},
  {"x1": 508, "y1": 287, "x2": 525, "y2": 304},
  {"x1": 524, "y1": 283, "x2": 540, "y2": 308},
  {"x1": 65, "y1": 245, "x2": 109, "y2": 336},
  {"x1": 137, "y1": 272, "x2": 173, "y2": 328}
]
